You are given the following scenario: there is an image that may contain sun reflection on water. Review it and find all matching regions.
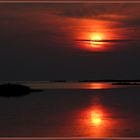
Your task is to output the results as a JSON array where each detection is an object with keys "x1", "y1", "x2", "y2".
[
  {"x1": 87, "y1": 83, "x2": 112, "y2": 89},
  {"x1": 90, "y1": 110, "x2": 103, "y2": 126},
  {"x1": 77, "y1": 104, "x2": 121, "y2": 137}
]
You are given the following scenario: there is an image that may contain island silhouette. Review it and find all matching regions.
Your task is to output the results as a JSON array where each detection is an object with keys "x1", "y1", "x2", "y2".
[
  {"x1": 0, "y1": 83, "x2": 43, "y2": 97},
  {"x1": 112, "y1": 82, "x2": 140, "y2": 85}
]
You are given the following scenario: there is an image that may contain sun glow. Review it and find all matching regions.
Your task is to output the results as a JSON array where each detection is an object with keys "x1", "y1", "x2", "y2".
[
  {"x1": 75, "y1": 19, "x2": 120, "y2": 52},
  {"x1": 87, "y1": 83, "x2": 112, "y2": 90},
  {"x1": 90, "y1": 33, "x2": 104, "y2": 48}
]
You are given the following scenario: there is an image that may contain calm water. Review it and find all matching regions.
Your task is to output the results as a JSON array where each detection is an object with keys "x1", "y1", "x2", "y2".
[{"x1": 0, "y1": 82, "x2": 140, "y2": 137}]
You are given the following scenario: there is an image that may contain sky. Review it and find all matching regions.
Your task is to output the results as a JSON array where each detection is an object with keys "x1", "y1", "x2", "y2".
[{"x1": 0, "y1": 2, "x2": 140, "y2": 81}]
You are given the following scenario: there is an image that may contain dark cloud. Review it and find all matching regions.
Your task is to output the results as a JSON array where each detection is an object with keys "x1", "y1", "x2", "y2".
[
  {"x1": 121, "y1": 18, "x2": 140, "y2": 28},
  {"x1": 56, "y1": 3, "x2": 128, "y2": 19},
  {"x1": 76, "y1": 39, "x2": 132, "y2": 43}
]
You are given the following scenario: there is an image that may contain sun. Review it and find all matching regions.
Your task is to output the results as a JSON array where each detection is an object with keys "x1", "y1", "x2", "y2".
[
  {"x1": 90, "y1": 33, "x2": 103, "y2": 48},
  {"x1": 92, "y1": 35, "x2": 102, "y2": 41},
  {"x1": 77, "y1": 31, "x2": 108, "y2": 52}
]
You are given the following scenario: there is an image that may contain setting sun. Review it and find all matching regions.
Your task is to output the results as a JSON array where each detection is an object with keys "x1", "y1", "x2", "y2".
[{"x1": 90, "y1": 33, "x2": 103, "y2": 47}]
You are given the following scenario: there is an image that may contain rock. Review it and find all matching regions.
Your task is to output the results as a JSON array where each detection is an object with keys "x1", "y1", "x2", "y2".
[{"x1": 0, "y1": 83, "x2": 43, "y2": 97}]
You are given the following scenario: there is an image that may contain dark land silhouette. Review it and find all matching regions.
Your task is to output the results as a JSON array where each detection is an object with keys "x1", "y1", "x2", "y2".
[
  {"x1": 0, "y1": 83, "x2": 43, "y2": 97},
  {"x1": 112, "y1": 82, "x2": 140, "y2": 85},
  {"x1": 49, "y1": 80, "x2": 140, "y2": 83}
]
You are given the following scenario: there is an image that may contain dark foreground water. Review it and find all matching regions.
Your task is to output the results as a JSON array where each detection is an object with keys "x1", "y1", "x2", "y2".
[{"x1": 0, "y1": 82, "x2": 140, "y2": 137}]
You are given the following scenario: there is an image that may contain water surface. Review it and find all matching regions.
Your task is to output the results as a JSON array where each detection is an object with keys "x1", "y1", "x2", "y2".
[{"x1": 0, "y1": 82, "x2": 140, "y2": 137}]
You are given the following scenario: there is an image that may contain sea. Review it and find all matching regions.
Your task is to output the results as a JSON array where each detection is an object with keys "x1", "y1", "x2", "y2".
[{"x1": 0, "y1": 81, "x2": 140, "y2": 139}]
